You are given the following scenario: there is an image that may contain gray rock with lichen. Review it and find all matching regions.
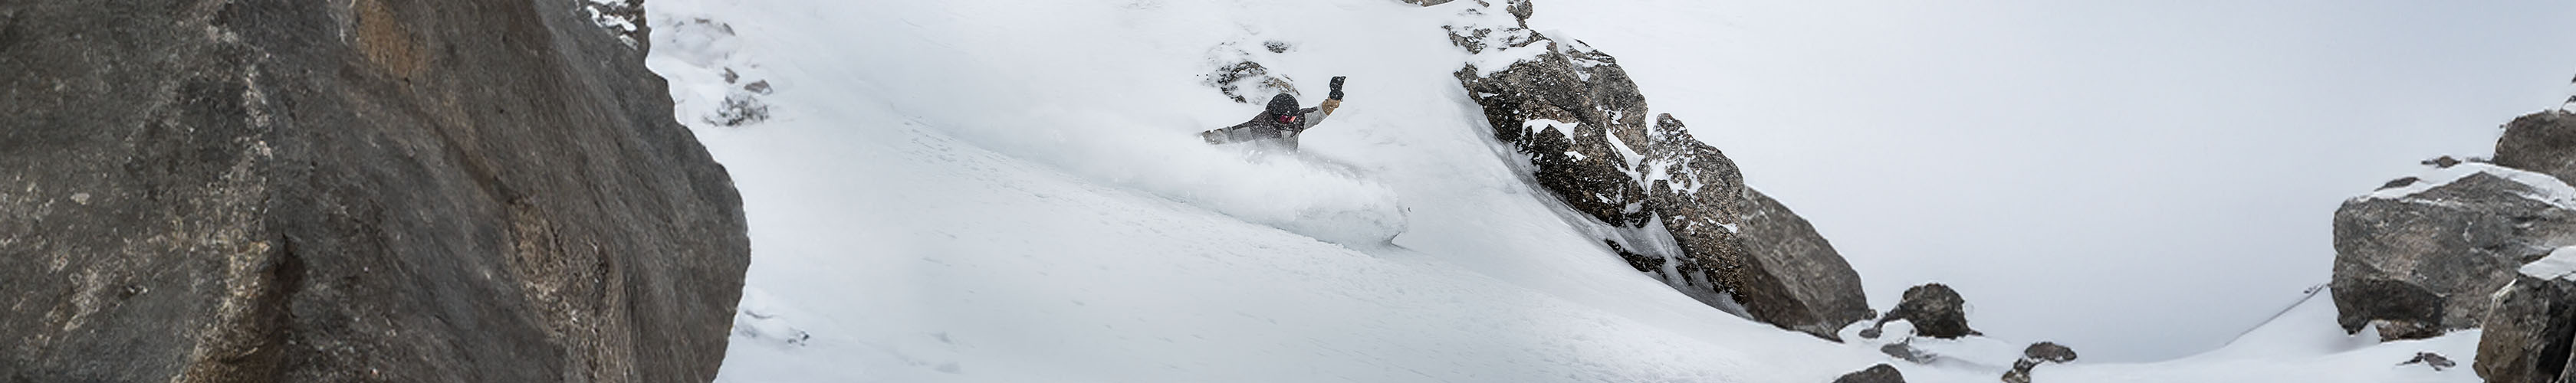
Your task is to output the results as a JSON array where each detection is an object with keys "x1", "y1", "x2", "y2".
[
  {"x1": 2331, "y1": 165, "x2": 2576, "y2": 340},
  {"x1": 0, "y1": 0, "x2": 748, "y2": 381}
]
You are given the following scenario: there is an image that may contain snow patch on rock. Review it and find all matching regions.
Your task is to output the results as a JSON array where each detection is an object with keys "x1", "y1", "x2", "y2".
[
  {"x1": 579, "y1": 0, "x2": 645, "y2": 47},
  {"x1": 2518, "y1": 247, "x2": 2576, "y2": 280},
  {"x1": 2367, "y1": 162, "x2": 2576, "y2": 209}
]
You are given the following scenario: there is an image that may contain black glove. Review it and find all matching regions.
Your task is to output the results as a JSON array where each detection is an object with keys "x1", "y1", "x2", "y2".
[{"x1": 1329, "y1": 77, "x2": 1347, "y2": 100}]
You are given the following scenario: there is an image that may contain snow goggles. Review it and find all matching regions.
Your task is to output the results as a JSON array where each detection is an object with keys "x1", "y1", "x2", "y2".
[{"x1": 1276, "y1": 115, "x2": 1300, "y2": 124}]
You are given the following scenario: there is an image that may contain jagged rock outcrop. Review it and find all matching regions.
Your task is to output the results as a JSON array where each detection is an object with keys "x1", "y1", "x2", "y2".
[
  {"x1": 1833, "y1": 364, "x2": 1907, "y2": 383},
  {"x1": 1869, "y1": 283, "x2": 1978, "y2": 339},
  {"x1": 2331, "y1": 161, "x2": 2576, "y2": 340},
  {"x1": 1441, "y1": 0, "x2": 1871, "y2": 340},
  {"x1": 2497, "y1": 110, "x2": 2576, "y2": 182},
  {"x1": 2474, "y1": 249, "x2": 2576, "y2": 383},
  {"x1": 2000, "y1": 342, "x2": 2077, "y2": 383},
  {"x1": 0, "y1": 0, "x2": 748, "y2": 381}
]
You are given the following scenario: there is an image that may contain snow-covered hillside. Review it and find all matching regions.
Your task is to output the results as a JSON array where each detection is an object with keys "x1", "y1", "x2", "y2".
[{"x1": 642, "y1": 0, "x2": 2482, "y2": 381}]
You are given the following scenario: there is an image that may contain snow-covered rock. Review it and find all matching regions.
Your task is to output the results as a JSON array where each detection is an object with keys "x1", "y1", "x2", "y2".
[
  {"x1": 1201, "y1": 44, "x2": 1301, "y2": 104},
  {"x1": 2332, "y1": 162, "x2": 2576, "y2": 340},
  {"x1": 1445, "y1": 0, "x2": 1871, "y2": 340},
  {"x1": 2000, "y1": 342, "x2": 2078, "y2": 383},
  {"x1": 1871, "y1": 283, "x2": 1979, "y2": 339}
]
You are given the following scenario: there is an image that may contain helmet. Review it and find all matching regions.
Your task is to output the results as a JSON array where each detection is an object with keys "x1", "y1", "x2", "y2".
[{"x1": 1265, "y1": 93, "x2": 1300, "y2": 117}]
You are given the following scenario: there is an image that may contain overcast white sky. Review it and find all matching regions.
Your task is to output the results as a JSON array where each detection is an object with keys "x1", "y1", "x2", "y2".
[{"x1": 1537, "y1": 0, "x2": 2576, "y2": 362}]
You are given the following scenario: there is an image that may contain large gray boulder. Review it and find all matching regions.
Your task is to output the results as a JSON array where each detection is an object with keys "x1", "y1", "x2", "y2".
[
  {"x1": 1735, "y1": 187, "x2": 1875, "y2": 337},
  {"x1": 2331, "y1": 163, "x2": 2576, "y2": 340},
  {"x1": 2497, "y1": 110, "x2": 2576, "y2": 182},
  {"x1": 1445, "y1": 1, "x2": 1870, "y2": 340},
  {"x1": 0, "y1": 0, "x2": 748, "y2": 381}
]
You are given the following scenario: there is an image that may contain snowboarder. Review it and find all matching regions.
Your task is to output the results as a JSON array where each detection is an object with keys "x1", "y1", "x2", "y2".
[{"x1": 1202, "y1": 76, "x2": 1346, "y2": 150}]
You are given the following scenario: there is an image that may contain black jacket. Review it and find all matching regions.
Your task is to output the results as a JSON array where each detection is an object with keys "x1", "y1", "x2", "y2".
[{"x1": 1202, "y1": 93, "x2": 1338, "y2": 149}]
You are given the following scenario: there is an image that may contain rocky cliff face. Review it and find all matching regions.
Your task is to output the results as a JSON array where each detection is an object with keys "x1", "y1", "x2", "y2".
[
  {"x1": 1433, "y1": 0, "x2": 1871, "y2": 340},
  {"x1": 0, "y1": 0, "x2": 748, "y2": 381}
]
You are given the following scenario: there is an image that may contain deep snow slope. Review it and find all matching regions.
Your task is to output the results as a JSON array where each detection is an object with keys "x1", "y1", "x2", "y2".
[{"x1": 643, "y1": 0, "x2": 2483, "y2": 381}]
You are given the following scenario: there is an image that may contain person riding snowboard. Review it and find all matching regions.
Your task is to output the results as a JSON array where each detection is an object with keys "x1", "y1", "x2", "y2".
[{"x1": 1202, "y1": 76, "x2": 1346, "y2": 150}]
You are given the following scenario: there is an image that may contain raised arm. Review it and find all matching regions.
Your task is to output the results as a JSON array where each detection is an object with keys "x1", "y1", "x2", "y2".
[{"x1": 1297, "y1": 77, "x2": 1347, "y2": 130}]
